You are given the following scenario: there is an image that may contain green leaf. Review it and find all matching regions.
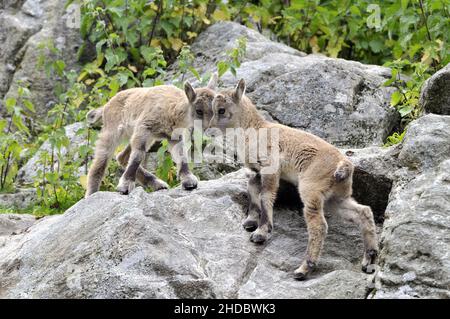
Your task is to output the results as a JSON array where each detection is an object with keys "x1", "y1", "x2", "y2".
[
  {"x1": 369, "y1": 39, "x2": 384, "y2": 53},
  {"x1": 188, "y1": 67, "x2": 200, "y2": 80},
  {"x1": 5, "y1": 98, "x2": 16, "y2": 113},
  {"x1": 142, "y1": 78, "x2": 154, "y2": 87},
  {"x1": 12, "y1": 115, "x2": 30, "y2": 135},
  {"x1": 217, "y1": 61, "x2": 229, "y2": 77},
  {"x1": 390, "y1": 90, "x2": 402, "y2": 107},
  {"x1": 140, "y1": 46, "x2": 156, "y2": 64},
  {"x1": 401, "y1": 0, "x2": 409, "y2": 10},
  {"x1": 0, "y1": 119, "x2": 7, "y2": 131},
  {"x1": 349, "y1": 5, "x2": 361, "y2": 16},
  {"x1": 23, "y1": 100, "x2": 35, "y2": 112},
  {"x1": 399, "y1": 105, "x2": 413, "y2": 117},
  {"x1": 54, "y1": 60, "x2": 66, "y2": 76},
  {"x1": 160, "y1": 20, "x2": 175, "y2": 37}
]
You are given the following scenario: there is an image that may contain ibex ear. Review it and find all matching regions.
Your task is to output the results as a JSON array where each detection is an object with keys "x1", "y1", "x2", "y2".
[
  {"x1": 184, "y1": 81, "x2": 196, "y2": 103},
  {"x1": 206, "y1": 72, "x2": 218, "y2": 90},
  {"x1": 233, "y1": 78, "x2": 246, "y2": 103}
]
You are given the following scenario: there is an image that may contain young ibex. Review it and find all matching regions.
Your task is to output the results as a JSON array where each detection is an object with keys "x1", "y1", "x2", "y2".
[
  {"x1": 208, "y1": 79, "x2": 378, "y2": 280},
  {"x1": 85, "y1": 75, "x2": 217, "y2": 198}
]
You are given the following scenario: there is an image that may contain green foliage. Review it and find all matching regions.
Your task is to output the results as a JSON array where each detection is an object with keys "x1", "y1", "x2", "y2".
[
  {"x1": 217, "y1": 37, "x2": 247, "y2": 77},
  {"x1": 231, "y1": 0, "x2": 449, "y2": 68},
  {"x1": 155, "y1": 139, "x2": 178, "y2": 187},
  {"x1": 71, "y1": 0, "x2": 229, "y2": 86},
  {"x1": 384, "y1": 130, "x2": 406, "y2": 147},
  {"x1": 385, "y1": 60, "x2": 429, "y2": 122},
  {"x1": 382, "y1": 59, "x2": 430, "y2": 145},
  {"x1": 172, "y1": 45, "x2": 200, "y2": 87},
  {"x1": 0, "y1": 83, "x2": 35, "y2": 192}
]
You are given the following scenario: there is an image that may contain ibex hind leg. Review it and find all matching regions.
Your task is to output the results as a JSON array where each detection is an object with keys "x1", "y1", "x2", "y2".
[
  {"x1": 330, "y1": 197, "x2": 379, "y2": 273},
  {"x1": 116, "y1": 144, "x2": 168, "y2": 191},
  {"x1": 117, "y1": 127, "x2": 156, "y2": 195},
  {"x1": 86, "y1": 130, "x2": 121, "y2": 197}
]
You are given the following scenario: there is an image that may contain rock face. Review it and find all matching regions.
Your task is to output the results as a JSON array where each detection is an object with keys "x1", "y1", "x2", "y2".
[
  {"x1": 420, "y1": 63, "x2": 450, "y2": 115},
  {"x1": 179, "y1": 22, "x2": 399, "y2": 147},
  {"x1": 0, "y1": 170, "x2": 375, "y2": 299},
  {"x1": 373, "y1": 160, "x2": 450, "y2": 298},
  {"x1": 0, "y1": 0, "x2": 81, "y2": 117},
  {"x1": 372, "y1": 114, "x2": 450, "y2": 299}
]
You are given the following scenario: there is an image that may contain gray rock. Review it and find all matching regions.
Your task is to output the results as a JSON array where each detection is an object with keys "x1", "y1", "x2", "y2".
[
  {"x1": 22, "y1": 0, "x2": 43, "y2": 18},
  {"x1": 0, "y1": 169, "x2": 376, "y2": 299},
  {"x1": 398, "y1": 114, "x2": 450, "y2": 170},
  {"x1": 0, "y1": 214, "x2": 36, "y2": 237},
  {"x1": 373, "y1": 159, "x2": 450, "y2": 299},
  {"x1": 0, "y1": 0, "x2": 82, "y2": 118},
  {"x1": 169, "y1": 21, "x2": 304, "y2": 79},
  {"x1": 172, "y1": 22, "x2": 399, "y2": 147},
  {"x1": 420, "y1": 63, "x2": 450, "y2": 115},
  {"x1": 0, "y1": 8, "x2": 41, "y2": 98},
  {"x1": 342, "y1": 146, "x2": 400, "y2": 223},
  {"x1": 0, "y1": 189, "x2": 36, "y2": 210},
  {"x1": 367, "y1": 114, "x2": 450, "y2": 299}
]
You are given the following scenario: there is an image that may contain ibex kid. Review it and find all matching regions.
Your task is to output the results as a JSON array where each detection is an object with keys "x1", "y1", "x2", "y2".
[
  {"x1": 85, "y1": 75, "x2": 217, "y2": 197},
  {"x1": 208, "y1": 79, "x2": 378, "y2": 280}
]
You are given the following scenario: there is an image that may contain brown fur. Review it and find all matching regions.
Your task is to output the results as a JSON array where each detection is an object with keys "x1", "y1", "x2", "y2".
[
  {"x1": 85, "y1": 75, "x2": 217, "y2": 197},
  {"x1": 209, "y1": 79, "x2": 378, "y2": 280}
]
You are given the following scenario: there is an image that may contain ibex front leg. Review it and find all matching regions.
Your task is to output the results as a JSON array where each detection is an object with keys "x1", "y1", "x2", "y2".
[
  {"x1": 250, "y1": 172, "x2": 280, "y2": 244},
  {"x1": 167, "y1": 140, "x2": 198, "y2": 190},
  {"x1": 243, "y1": 172, "x2": 262, "y2": 232}
]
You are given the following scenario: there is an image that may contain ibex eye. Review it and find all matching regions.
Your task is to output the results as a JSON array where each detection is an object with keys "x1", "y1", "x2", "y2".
[
  {"x1": 218, "y1": 109, "x2": 226, "y2": 115},
  {"x1": 196, "y1": 110, "x2": 203, "y2": 116}
]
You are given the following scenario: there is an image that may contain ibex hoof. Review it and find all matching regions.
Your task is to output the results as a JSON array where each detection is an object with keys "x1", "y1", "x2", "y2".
[
  {"x1": 362, "y1": 249, "x2": 378, "y2": 274},
  {"x1": 153, "y1": 179, "x2": 169, "y2": 191},
  {"x1": 242, "y1": 218, "x2": 258, "y2": 232},
  {"x1": 250, "y1": 229, "x2": 269, "y2": 244},
  {"x1": 182, "y1": 175, "x2": 198, "y2": 190},
  {"x1": 117, "y1": 179, "x2": 135, "y2": 195},
  {"x1": 293, "y1": 271, "x2": 307, "y2": 281}
]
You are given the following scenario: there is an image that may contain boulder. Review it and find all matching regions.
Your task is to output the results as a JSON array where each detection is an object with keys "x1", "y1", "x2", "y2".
[
  {"x1": 0, "y1": 189, "x2": 36, "y2": 210},
  {"x1": 0, "y1": 170, "x2": 377, "y2": 299},
  {"x1": 398, "y1": 114, "x2": 450, "y2": 170},
  {"x1": 371, "y1": 114, "x2": 450, "y2": 299},
  {"x1": 0, "y1": 0, "x2": 82, "y2": 117},
  {"x1": 419, "y1": 63, "x2": 450, "y2": 115},
  {"x1": 173, "y1": 22, "x2": 400, "y2": 147},
  {"x1": 174, "y1": 20, "x2": 304, "y2": 78},
  {"x1": 373, "y1": 160, "x2": 450, "y2": 298}
]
